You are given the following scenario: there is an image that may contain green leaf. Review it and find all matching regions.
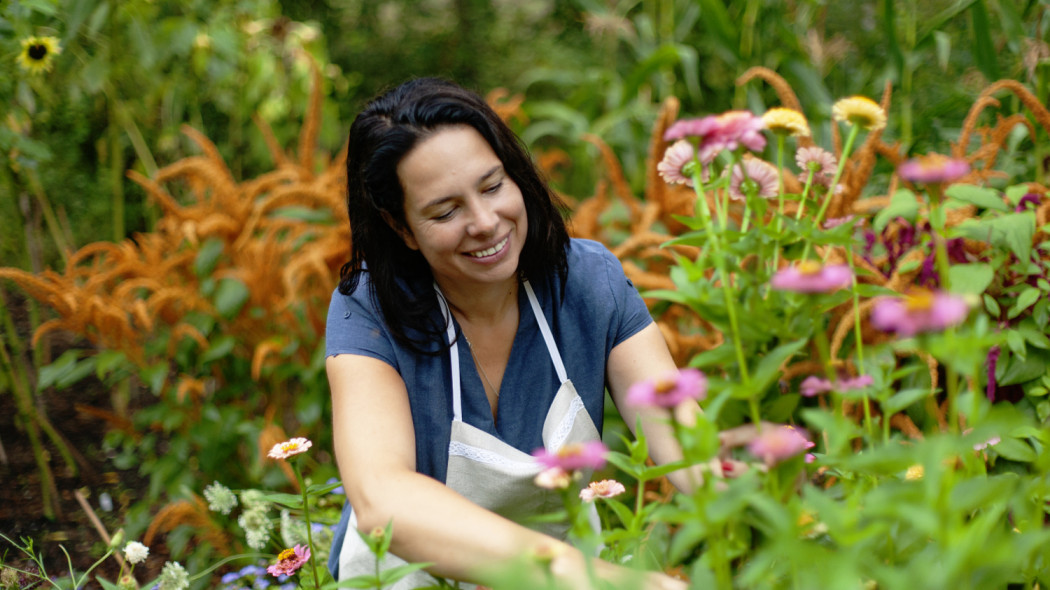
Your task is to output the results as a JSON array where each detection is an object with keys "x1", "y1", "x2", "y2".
[
  {"x1": 945, "y1": 184, "x2": 1008, "y2": 212},
  {"x1": 882, "y1": 387, "x2": 931, "y2": 416},
  {"x1": 141, "y1": 362, "x2": 168, "y2": 395},
  {"x1": 751, "y1": 339, "x2": 808, "y2": 393},
  {"x1": 213, "y1": 278, "x2": 250, "y2": 318},
  {"x1": 993, "y1": 437, "x2": 1036, "y2": 462},
  {"x1": 256, "y1": 492, "x2": 304, "y2": 509},
  {"x1": 1008, "y1": 287, "x2": 1042, "y2": 319},
  {"x1": 306, "y1": 481, "x2": 344, "y2": 496},
  {"x1": 200, "y1": 335, "x2": 236, "y2": 364},
  {"x1": 194, "y1": 237, "x2": 225, "y2": 277},
  {"x1": 874, "y1": 189, "x2": 919, "y2": 232},
  {"x1": 955, "y1": 212, "x2": 1035, "y2": 262},
  {"x1": 378, "y1": 562, "x2": 434, "y2": 585},
  {"x1": 948, "y1": 263, "x2": 994, "y2": 296},
  {"x1": 970, "y1": 0, "x2": 1000, "y2": 81}
]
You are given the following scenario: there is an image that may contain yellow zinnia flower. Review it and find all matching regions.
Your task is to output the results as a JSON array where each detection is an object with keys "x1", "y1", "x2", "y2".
[
  {"x1": 762, "y1": 107, "x2": 810, "y2": 137},
  {"x1": 16, "y1": 35, "x2": 62, "y2": 75},
  {"x1": 904, "y1": 464, "x2": 924, "y2": 480},
  {"x1": 831, "y1": 96, "x2": 886, "y2": 131}
]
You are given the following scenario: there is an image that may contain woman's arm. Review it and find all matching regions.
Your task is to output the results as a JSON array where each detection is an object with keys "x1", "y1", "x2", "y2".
[
  {"x1": 606, "y1": 323, "x2": 704, "y2": 493},
  {"x1": 328, "y1": 353, "x2": 686, "y2": 589}
]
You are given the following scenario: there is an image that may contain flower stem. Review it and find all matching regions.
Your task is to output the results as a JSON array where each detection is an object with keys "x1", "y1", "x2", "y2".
[{"x1": 293, "y1": 462, "x2": 322, "y2": 589}]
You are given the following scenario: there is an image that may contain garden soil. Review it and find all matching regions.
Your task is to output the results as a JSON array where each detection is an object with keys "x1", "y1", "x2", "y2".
[{"x1": 1, "y1": 291, "x2": 167, "y2": 585}]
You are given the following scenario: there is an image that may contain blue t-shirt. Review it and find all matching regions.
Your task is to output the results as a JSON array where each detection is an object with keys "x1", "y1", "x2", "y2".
[{"x1": 325, "y1": 238, "x2": 653, "y2": 483}]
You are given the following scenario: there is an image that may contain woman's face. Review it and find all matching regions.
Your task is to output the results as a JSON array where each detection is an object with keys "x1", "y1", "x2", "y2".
[{"x1": 395, "y1": 125, "x2": 528, "y2": 292}]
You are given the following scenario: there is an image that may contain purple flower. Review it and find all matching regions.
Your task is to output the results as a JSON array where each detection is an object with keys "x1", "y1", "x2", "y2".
[
  {"x1": 800, "y1": 374, "x2": 874, "y2": 397},
  {"x1": 898, "y1": 154, "x2": 970, "y2": 184},
  {"x1": 1016, "y1": 193, "x2": 1043, "y2": 212},
  {"x1": 770, "y1": 261, "x2": 853, "y2": 293},
  {"x1": 626, "y1": 368, "x2": 708, "y2": 408},
  {"x1": 870, "y1": 289, "x2": 969, "y2": 336},
  {"x1": 532, "y1": 441, "x2": 608, "y2": 471},
  {"x1": 747, "y1": 425, "x2": 814, "y2": 465}
]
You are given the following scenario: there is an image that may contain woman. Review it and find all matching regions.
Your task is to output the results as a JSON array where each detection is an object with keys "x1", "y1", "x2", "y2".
[{"x1": 326, "y1": 78, "x2": 694, "y2": 589}]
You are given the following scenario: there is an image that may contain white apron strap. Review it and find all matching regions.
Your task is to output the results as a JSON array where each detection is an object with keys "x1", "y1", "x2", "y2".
[
  {"x1": 434, "y1": 285, "x2": 464, "y2": 422},
  {"x1": 522, "y1": 280, "x2": 568, "y2": 384}
]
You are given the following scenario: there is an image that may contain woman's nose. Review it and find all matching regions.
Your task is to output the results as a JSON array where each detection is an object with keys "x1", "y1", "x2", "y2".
[{"x1": 467, "y1": 198, "x2": 498, "y2": 234}]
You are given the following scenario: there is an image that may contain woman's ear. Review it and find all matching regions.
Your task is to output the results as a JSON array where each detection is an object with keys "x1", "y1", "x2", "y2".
[{"x1": 381, "y1": 211, "x2": 419, "y2": 251}]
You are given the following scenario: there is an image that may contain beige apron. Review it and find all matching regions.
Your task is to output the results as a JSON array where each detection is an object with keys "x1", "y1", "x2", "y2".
[{"x1": 338, "y1": 281, "x2": 602, "y2": 589}]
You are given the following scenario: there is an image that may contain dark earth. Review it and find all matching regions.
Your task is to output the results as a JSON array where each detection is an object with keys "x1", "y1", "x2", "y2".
[{"x1": 1, "y1": 291, "x2": 168, "y2": 587}]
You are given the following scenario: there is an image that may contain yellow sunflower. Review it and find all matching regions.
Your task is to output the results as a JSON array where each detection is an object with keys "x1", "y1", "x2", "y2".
[
  {"x1": 762, "y1": 107, "x2": 810, "y2": 137},
  {"x1": 831, "y1": 96, "x2": 886, "y2": 131},
  {"x1": 16, "y1": 36, "x2": 62, "y2": 75}
]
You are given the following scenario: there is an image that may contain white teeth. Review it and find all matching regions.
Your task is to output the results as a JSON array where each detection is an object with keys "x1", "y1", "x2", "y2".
[{"x1": 468, "y1": 237, "x2": 508, "y2": 258}]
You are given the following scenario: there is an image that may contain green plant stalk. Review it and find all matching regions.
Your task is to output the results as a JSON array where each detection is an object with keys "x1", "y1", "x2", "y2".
[
  {"x1": 0, "y1": 328, "x2": 60, "y2": 519},
  {"x1": 292, "y1": 461, "x2": 322, "y2": 589},
  {"x1": 844, "y1": 241, "x2": 874, "y2": 441},
  {"x1": 813, "y1": 124, "x2": 861, "y2": 228},
  {"x1": 691, "y1": 169, "x2": 753, "y2": 393},
  {"x1": 22, "y1": 170, "x2": 71, "y2": 264},
  {"x1": 771, "y1": 134, "x2": 787, "y2": 271},
  {"x1": 927, "y1": 187, "x2": 961, "y2": 432},
  {"x1": 109, "y1": 103, "x2": 126, "y2": 242},
  {"x1": 795, "y1": 169, "x2": 816, "y2": 221},
  {"x1": 799, "y1": 123, "x2": 862, "y2": 265}
]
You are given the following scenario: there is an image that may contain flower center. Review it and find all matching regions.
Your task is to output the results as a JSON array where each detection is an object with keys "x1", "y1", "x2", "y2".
[
  {"x1": 280, "y1": 442, "x2": 299, "y2": 452},
  {"x1": 28, "y1": 44, "x2": 48, "y2": 60},
  {"x1": 277, "y1": 548, "x2": 296, "y2": 561},
  {"x1": 654, "y1": 377, "x2": 676, "y2": 395},
  {"x1": 796, "y1": 260, "x2": 823, "y2": 275},
  {"x1": 904, "y1": 290, "x2": 935, "y2": 311}
]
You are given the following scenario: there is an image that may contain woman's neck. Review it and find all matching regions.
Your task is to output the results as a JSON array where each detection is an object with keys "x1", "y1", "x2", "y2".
[{"x1": 439, "y1": 276, "x2": 519, "y2": 327}]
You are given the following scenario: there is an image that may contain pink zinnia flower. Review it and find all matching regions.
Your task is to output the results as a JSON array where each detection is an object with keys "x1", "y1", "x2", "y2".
[
  {"x1": 657, "y1": 140, "x2": 697, "y2": 187},
  {"x1": 268, "y1": 437, "x2": 312, "y2": 460},
  {"x1": 533, "y1": 441, "x2": 608, "y2": 471},
  {"x1": 800, "y1": 374, "x2": 874, "y2": 397},
  {"x1": 770, "y1": 261, "x2": 852, "y2": 293},
  {"x1": 267, "y1": 544, "x2": 310, "y2": 577},
  {"x1": 728, "y1": 158, "x2": 779, "y2": 201},
  {"x1": 664, "y1": 111, "x2": 767, "y2": 162},
  {"x1": 534, "y1": 467, "x2": 572, "y2": 490},
  {"x1": 626, "y1": 368, "x2": 707, "y2": 408},
  {"x1": 870, "y1": 289, "x2": 969, "y2": 336},
  {"x1": 747, "y1": 425, "x2": 814, "y2": 465},
  {"x1": 795, "y1": 146, "x2": 837, "y2": 185},
  {"x1": 898, "y1": 154, "x2": 970, "y2": 184},
  {"x1": 579, "y1": 479, "x2": 626, "y2": 501}
]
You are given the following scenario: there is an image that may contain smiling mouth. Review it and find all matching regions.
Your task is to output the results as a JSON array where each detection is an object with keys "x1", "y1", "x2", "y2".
[{"x1": 466, "y1": 236, "x2": 508, "y2": 258}]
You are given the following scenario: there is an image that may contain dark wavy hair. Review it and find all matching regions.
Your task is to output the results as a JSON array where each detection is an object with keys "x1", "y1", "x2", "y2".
[{"x1": 338, "y1": 78, "x2": 570, "y2": 353}]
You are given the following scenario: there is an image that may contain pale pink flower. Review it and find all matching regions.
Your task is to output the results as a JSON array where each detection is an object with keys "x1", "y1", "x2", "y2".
[
  {"x1": 795, "y1": 146, "x2": 837, "y2": 185},
  {"x1": 770, "y1": 261, "x2": 852, "y2": 293},
  {"x1": 626, "y1": 368, "x2": 707, "y2": 408},
  {"x1": 728, "y1": 158, "x2": 779, "y2": 201},
  {"x1": 267, "y1": 545, "x2": 310, "y2": 577},
  {"x1": 747, "y1": 425, "x2": 813, "y2": 465},
  {"x1": 533, "y1": 441, "x2": 608, "y2": 471},
  {"x1": 870, "y1": 289, "x2": 969, "y2": 336},
  {"x1": 534, "y1": 467, "x2": 572, "y2": 490},
  {"x1": 823, "y1": 215, "x2": 856, "y2": 229},
  {"x1": 800, "y1": 374, "x2": 874, "y2": 397},
  {"x1": 657, "y1": 140, "x2": 697, "y2": 186},
  {"x1": 898, "y1": 154, "x2": 970, "y2": 184},
  {"x1": 973, "y1": 436, "x2": 1001, "y2": 451},
  {"x1": 579, "y1": 479, "x2": 626, "y2": 501},
  {"x1": 268, "y1": 437, "x2": 312, "y2": 460}
]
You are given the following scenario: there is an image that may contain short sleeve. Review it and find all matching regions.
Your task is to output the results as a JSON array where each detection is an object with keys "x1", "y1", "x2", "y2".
[
  {"x1": 325, "y1": 286, "x2": 399, "y2": 370},
  {"x1": 599, "y1": 244, "x2": 653, "y2": 347}
]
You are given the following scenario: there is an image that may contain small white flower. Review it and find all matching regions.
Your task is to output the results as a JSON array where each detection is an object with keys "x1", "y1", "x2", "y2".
[
  {"x1": 203, "y1": 481, "x2": 238, "y2": 515},
  {"x1": 123, "y1": 541, "x2": 150, "y2": 564}
]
